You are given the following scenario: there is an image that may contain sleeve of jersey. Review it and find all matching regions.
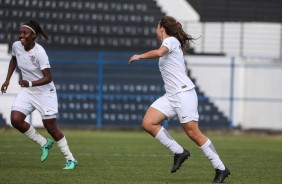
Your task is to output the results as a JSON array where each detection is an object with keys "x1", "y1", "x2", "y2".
[
  {"x1": 161, "y1": 37, "x2": 174, "y2": 53},
  {"x1": 37, "y1": 49, "x2": 51, "y2": 70}
]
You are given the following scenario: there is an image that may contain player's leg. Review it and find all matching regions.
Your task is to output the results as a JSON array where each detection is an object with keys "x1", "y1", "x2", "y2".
[
  {"x1": 34, "y1": 91, "x2": 76, "y2": 168},
  {"x1": 10, "y1": 109, "x2": 51, "y2": 161},
  {"x1": 10, "y1": 110, "x2": 30, "y2": 133},
  {"x1": 11, "y1": 91, "x2": 50, "y2": 161},
  {"x1": 142, "y1": 106, "x2": 165, "y2": 137},
  {"x1": 11, "y1": 109, "x2": 47, "y2": 145},
  {"x1": 177, "y1": 89, "x2": 230, "y2": 182},
  {"x1": 145, "y1": 97, "x2": 190, "y2": 173},
  {"x1": 182, "y1": 121, "x2": 230, "y2": 183},
  {"x1": 144, "y1": 103, "x2": 183, "y2": 154},
  {"x1": 42, "y1": 118, "x2": 77, "y2": 169}
]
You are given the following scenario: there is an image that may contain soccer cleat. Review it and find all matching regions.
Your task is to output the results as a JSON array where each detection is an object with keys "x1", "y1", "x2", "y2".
[
  {"x1": 213, "y1": 167, "x2": 230, "y2": 183},
  {"x1": 171, "y1": 149, "x2": 190, "y2": 173},
  {"x1": 63, "y1": 160, "x2": 78, "y2": 170},
  {"x1": 40, "y1": 138, "x2": 54, "y2": 162}
]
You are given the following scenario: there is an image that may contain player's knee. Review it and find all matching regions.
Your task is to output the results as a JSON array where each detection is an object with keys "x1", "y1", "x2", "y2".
[
  {"x1": 10, "y1": 115, "x2": 23, "y2": 127},
  {"x1": 142, "y1": 119, "x2": 153, "y2": 131},
  {"x1": 10, "y1": 120, "x2": 18, "y2": 128},
  {"x1": 141, "y1": 121, "x2": 148, "y2": 131}
]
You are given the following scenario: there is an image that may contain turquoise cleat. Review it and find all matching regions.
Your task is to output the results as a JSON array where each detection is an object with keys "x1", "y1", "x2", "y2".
[
  {"x1": 40, "y1": 138, "x2": 54, "y2": 162},
  {"x1": 63, "y1": 160, "x2": 78, "y2": 170}
]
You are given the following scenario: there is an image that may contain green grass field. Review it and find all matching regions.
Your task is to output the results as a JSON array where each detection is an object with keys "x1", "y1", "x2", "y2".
[{"x1": 0, "y1": 128, "x2": 281, "y2": 184}]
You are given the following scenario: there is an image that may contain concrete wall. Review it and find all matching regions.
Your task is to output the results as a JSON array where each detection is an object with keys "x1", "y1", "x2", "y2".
[
  {"x1": 154, "y1": 0, "x2": 200, "y2": 21},
  {"x1": 186, "y1": 55, "x2": 282, "y2": 130}
]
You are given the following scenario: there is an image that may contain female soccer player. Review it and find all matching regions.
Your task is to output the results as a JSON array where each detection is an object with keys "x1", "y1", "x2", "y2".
[
  {"x1": 1, "y1": 21, "x2": 77, "y2": 170},
  {"x1": 129, "y1": 16, "x2": 230, "y2": 183}
]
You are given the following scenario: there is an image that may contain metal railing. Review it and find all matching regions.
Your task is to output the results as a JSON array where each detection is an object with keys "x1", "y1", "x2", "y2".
[{"x1": 182, "y1": 21, "x2": 282, "y2": 60}]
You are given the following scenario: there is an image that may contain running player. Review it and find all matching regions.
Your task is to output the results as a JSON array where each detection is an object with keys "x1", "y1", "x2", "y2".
[
  {"x1": 129, "y1": 16, "x2": 230, "y2": 183},
  {"x1": 1, "y1": 21, "x2": 77, "y2": 170}
]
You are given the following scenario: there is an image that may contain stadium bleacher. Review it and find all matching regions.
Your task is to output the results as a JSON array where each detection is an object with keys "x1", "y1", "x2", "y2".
[
  {"x1": 0, "y1": 0, "x2": 164, "y2": 51},
  {"x1": 186, "y1": 0, "x2": 282, "y2": 22},
  {"x1": 48, "y1": 51, "x2": 229, "y2": 128},
  {"x1": 0, "y1": 0, "x2": 229, "y2": 129}
]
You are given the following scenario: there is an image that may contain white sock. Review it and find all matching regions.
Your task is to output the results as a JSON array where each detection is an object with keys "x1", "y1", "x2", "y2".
[
  {"x1": 24, "y1": 126, "x2": 47, "y2": 147},
  {"x1": 57, "y1": 136, "x2": 75, "y2": 161},
  {"x1": 200, "y1": 139, "x2": 225, "y2": 170},
  {"x1": 155, "y1": 126, "x2": 184, "y2": 154}
]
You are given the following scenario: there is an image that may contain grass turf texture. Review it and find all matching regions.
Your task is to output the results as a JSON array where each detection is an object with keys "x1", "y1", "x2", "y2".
[{"x1": 0, "y1": 128, "x2": 281, "y2": 184}]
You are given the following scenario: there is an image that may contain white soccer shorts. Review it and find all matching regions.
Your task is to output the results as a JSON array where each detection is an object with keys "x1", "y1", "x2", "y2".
[
  {"x1": 151, "y1": 88, "x2": 199, "y2": 123},
  {"x1": 12, "y1": 90, "x2": 58, "y2": 119}
]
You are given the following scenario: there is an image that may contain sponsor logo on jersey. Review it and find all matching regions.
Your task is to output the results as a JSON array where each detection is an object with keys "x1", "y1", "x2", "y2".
[{"x1": 29, "y1": 55, "x2": 36, "y2": 64}]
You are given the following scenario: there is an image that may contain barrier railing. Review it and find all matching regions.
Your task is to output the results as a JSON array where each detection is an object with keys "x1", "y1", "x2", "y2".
[{"x1": 182, "y1": 21, "x2": 282, "y2": 60}]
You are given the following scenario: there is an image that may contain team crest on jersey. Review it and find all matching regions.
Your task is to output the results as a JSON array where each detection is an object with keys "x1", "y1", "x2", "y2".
[{"x1": 29, "y1": 55, "x2": 36, "y2": 64}]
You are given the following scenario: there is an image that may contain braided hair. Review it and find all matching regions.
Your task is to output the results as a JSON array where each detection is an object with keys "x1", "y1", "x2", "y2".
[
  {"x1": 159, "y1": 16, "x2": 195, "y2": 53},
  {"x1": 22, "y1": 20, "x2": 48, "y2": 41}
]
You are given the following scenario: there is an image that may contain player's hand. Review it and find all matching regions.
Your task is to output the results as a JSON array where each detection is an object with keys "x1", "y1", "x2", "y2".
[
  {"x1": 1, "y1": 81, "x2": 9, "y2": 94},
  {"x1": 129, "y1": 55, "x2": 141, "y2": 64},
  {"x1": 19, "y1": 80, "x2": 29, "y2": 88}
]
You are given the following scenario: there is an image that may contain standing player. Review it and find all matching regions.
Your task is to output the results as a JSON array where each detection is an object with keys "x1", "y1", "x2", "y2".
[
  {"x1": 129, "y1": 16, "x2": 230, "y2": 183},
  {"x1": 1, "y1": 21, "x2": 77, "y2": 170}
]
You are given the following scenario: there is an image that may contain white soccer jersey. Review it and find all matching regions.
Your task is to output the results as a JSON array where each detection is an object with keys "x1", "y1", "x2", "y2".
[
  {"x1": 12, "y1": 41, "x2": 56, "y2": 93},
  {"x1": 159, "y1": 37, "x2": 195, "y2": 96}
]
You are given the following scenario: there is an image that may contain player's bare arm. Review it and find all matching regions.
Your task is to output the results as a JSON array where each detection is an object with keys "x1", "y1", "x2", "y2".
[
  {"x1": 129, "y1": 46, "x2": 168, "y2": 64},
  {"x1": 1, "y1": 56, "x2": 17, "y2": 93},
  {"x1": 19, "y1": 68, "x2": 53, "y2": 88}
]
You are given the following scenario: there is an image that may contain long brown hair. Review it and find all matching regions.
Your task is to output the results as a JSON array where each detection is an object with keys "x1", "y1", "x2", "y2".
[{"x1": 159, "y1": 16, "x2": 194, "y2": 52}]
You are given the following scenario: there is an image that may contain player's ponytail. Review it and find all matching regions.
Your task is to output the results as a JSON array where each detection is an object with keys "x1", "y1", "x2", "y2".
[{"x1": 159, "y1": 16, "x2": 195, "y2": 53}]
